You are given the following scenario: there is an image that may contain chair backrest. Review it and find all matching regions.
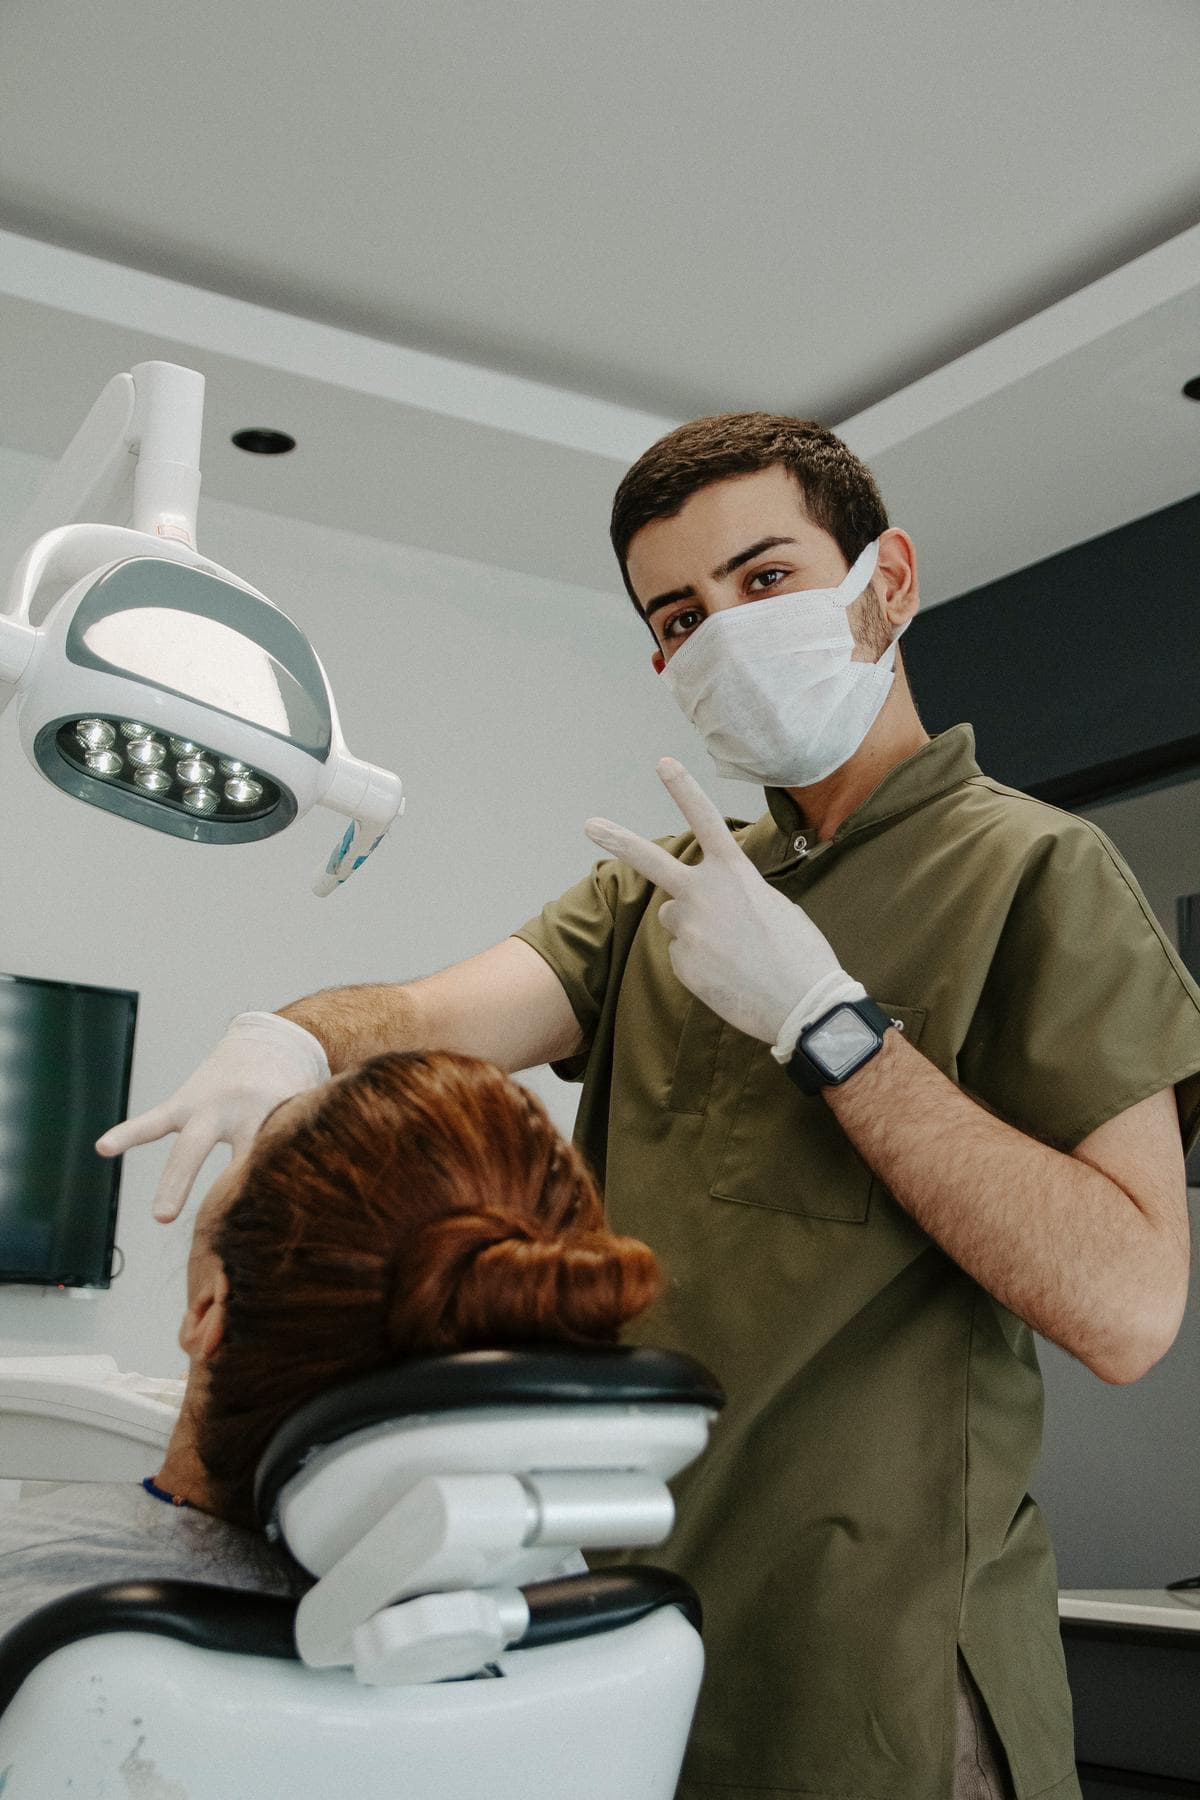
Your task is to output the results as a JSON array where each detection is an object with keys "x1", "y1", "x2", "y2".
[{"x1": 0, "y1": 1573, "x2": 706, "y2": 1800}]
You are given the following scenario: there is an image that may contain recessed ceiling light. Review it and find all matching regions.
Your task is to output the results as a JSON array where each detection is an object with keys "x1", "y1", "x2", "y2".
[
  {"x1": 231, "y1": 428, "x2": 297, "y2": 454},
  {"x1": 1182, "y1": 376, "x2": 1200, "y2": 402}
]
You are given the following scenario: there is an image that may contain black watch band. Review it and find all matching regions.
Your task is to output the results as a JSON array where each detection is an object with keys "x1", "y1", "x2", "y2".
[{"x1": 784, "y1": 997, "x2": 894, "y2": 1095}]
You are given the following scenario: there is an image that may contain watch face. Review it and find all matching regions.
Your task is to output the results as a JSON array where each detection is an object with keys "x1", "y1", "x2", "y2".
[{"x1": 807, "y1": 1007, "x2": 878, "y2": 1078}]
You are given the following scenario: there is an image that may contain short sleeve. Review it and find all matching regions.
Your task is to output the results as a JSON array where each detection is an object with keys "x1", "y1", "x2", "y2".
[
  {"x1": 959, "y1": 815, "x2": 1200, "y2": 1153},
  {"x1": 512, "y1": 858, "x2": 625, "y2": 1082}
]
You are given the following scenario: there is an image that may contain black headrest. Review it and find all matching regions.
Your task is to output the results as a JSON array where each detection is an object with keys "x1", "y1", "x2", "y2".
[{"x1": 255, "y1": 1344, "x2": 724, "y2": 1524}]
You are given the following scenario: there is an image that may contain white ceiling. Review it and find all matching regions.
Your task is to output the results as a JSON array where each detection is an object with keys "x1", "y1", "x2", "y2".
[{"x1": 1, "y1": 0, "x2": 1198, "y2": 600}]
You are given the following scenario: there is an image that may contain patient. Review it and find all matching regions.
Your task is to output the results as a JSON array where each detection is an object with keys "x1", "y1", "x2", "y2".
[{"x1": 0, "y1": 1051, "x2": 660, "y2": 1639}]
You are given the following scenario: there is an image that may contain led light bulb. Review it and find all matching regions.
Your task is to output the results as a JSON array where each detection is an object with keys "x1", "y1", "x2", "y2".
[
  {"x1": 119, "y1": 721, "x2": 151, "y2": 739},
  {"x1": 127, "y1": 737, "x2": 167, "y2": 768},
  {"x1": 76, "y1": 719, "x2": 116, "y2": 751},
  {"x1": 219, "y1": 758, "x2": 251, "y2": 776},
  {"x1": 133, "y1": 767, "x2": 172, "y2": 794},
  {"x1": 225, "y1": 775, "x2": 264, "y2": 806},
  {"x1": 182, "y1": 785, "x2": 219, "y2": 815},
  {"x1": 176, "y1": 755, "x2": 214, "y2": 785},
  {"x1": 86, "y1": 749, "x2": 123, "y2": 777},
  {"x1": 170, "y1": 738, "x2": 202, "y2": 755}
]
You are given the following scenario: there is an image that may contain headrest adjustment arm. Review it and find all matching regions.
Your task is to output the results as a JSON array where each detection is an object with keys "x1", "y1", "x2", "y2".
[{"x1": 294, "y1": 1470, "x2": 675, "y2": 1673}]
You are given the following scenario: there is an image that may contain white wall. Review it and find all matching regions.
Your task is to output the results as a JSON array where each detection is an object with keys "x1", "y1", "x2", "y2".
[
  {"x1": 1035, "y1": 1237, "x2": 1200, "y2": 1589},
  {"x1": 0, "y1": 444, "x2": 754, "y2": 1375},
  {"x1": 1034, "y1": 777, "x2": 1200, "y2": 1589}
]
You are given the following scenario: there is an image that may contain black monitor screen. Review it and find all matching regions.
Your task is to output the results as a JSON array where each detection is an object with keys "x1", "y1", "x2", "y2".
[{"x1": 0, "y1": 973, "x2": 137, "y2": 1288}]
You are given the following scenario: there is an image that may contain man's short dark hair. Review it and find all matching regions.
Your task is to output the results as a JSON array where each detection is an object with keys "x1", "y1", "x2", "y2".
[{"x1": 610, "y1": 412, "x2": 889, "y2": 609}]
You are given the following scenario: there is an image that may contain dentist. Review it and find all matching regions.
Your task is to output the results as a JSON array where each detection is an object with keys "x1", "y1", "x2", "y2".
[{"x1": 101, "y1": 413, "x2": 1200, "y2": 1800}]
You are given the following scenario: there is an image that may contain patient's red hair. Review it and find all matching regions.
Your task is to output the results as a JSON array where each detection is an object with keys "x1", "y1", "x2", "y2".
[{"x1": 197, "y1": 1051, "x2": 659, "y2": 1522}]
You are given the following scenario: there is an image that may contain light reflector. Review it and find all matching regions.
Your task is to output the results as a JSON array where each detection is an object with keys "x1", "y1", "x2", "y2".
[
  {"x1": 225, "y1": 775, "x2": 264, "y2": 806},
  {"x1": 76, "y1": 719, "x2": 116, "y2": 751},
  {"x1": 127, "y1": 736, "x2": 166, "y2": 768},
  {"x1": 54, "y1": 718, "x2": 280, "y2": 829}
]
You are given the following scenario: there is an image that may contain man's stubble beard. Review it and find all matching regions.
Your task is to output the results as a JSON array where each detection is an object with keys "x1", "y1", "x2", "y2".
[{"x1": 855, "y1": 581, "x2": 894, "y2": 662}]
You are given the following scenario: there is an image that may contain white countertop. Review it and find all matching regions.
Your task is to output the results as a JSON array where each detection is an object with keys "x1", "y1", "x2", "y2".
[{"x1": 1059, "y1": 1588, "x2": 1200, "y2": 1631}]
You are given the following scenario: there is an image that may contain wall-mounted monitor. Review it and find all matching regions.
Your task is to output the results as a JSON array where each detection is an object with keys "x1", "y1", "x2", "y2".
[{"x1": 0, "y1": 973, "x2": 138, "y2": 1289}]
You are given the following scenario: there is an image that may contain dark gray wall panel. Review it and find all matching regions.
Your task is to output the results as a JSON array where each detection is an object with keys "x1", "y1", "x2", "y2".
[{"x1": 905, "y1": 492, "x2": 1200, "y2": 807}]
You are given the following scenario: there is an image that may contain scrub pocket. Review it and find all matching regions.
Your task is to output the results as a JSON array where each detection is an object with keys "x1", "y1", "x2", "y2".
[
  {"x1": 710, "y1": 1002, "x2": 927, "y2": 1222},
  {"x1": 666, "y1": 998, "x2": 727, "y2": 1114}
]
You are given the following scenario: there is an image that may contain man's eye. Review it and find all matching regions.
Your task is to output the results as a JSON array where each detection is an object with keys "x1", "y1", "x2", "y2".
[
  {"x1": 747, "y1": 567, "x2": 787, "y2": 592},
  {"x1": 663, "y1": 606, "x2": 705, "y2": 642}
]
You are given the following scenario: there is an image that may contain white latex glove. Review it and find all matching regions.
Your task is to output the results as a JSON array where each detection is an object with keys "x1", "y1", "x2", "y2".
[
  {"x1": 585, "y1": 759, "x2": 865, "y2": 1057},
  {"x1": 96, "y1": 1012, "x2": 330, "y2": 1223}
]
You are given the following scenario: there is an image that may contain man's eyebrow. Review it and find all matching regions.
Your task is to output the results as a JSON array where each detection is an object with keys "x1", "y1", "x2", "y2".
[{"x1": 642, "y1": 538, "x2": 801, "y2": 619}]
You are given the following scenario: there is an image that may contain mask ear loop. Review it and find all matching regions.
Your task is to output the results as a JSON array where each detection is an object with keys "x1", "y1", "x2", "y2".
[
  {"x1": 835, "y1": 538, "x2": 908, "y2": 669},
  {"x1": 830, "y1": 539, "x2": 881, "y2": 611}
]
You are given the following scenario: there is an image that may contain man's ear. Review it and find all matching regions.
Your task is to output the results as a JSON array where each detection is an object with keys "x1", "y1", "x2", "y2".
[
  {"x1": 651, "y1": 648, "x2": 665, "y2": 675},
  {"x1": 179, "y1": 1263, "x2": 229, "y2": 1363},
  {"x1": 875, "y1": 528, "x2": 920, "y2": 630}
]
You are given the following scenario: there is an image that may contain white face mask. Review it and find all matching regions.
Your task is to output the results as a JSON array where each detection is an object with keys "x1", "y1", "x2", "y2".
[{"x1": 661, "y1": 539, "x2": 905, "y2": 787}]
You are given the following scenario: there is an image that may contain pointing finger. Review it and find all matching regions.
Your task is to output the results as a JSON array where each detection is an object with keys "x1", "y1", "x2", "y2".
[
  {"x1": 150, "y1": 1121, "x2": 224, "y2": 1224},
  {"x1": 656, "y1": 759, "x2": 740, "y2": 861},
  {"x1": 96, "y1": 1103, "x2": 178, "y2": 1158},
  {"x1": 585, "y1": 817, "x2": 688, "y2": 897}
]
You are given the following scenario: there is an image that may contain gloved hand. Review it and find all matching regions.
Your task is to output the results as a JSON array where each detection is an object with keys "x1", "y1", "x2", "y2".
[
  {"x1": 96, "y1": 1012, "x2": 330, "y2": 1223},
  {"x1": 585, "y1": 759, "x2": 865, "y2": 1058}
]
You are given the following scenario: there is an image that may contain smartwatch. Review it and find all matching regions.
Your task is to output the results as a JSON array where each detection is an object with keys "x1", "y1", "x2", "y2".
[{"x1": 784, "y1": 997, "x2": 894, "y2": 1095}]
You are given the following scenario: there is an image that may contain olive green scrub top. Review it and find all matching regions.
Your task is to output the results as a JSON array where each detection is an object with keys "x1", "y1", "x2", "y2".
[{"x1": 514, "y1": 725, "x2": 1200, "y2": 1800}]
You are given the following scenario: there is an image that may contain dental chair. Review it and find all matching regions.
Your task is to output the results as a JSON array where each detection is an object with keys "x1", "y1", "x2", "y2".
[
  {"x1": 0, "y1": 1344, "x2": 724, "y2": 1799},
  {"x1": 0, "y1": 1353, "x2": 183, "y2": 1486}
]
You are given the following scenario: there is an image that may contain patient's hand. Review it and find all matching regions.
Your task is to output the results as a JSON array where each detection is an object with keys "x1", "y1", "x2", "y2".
[{"x1": 96, "y1": 1012, "x2": 330, "y2": 1222}]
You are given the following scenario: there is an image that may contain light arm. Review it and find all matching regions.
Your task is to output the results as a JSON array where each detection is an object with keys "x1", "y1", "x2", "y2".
[
  {"x1": 1, "y1": 362, "x2": 203, "y2": 590},
  {"x1": 1, "y1": 361, "x2": 206, "y2": 697}
]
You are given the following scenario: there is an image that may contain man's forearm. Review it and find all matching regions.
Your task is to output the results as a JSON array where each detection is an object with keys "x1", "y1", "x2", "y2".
[
  {"x1": 279, "y1": 938, "x2": 584, "y2": 1076},
  {"x1": 824, "y1": 1030, "x2": 1187, "y2": 1383},
  {"x1": 281, "y1": 982, "x2": 425, "y2": 1073}
]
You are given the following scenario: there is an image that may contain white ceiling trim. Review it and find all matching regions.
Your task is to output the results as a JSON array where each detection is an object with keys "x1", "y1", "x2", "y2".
[
  {"x1": 7, "y1": 219, "x2": 1197, "y2": 487},
  {"x1": 837, "y1": 221, "x2": 1200, "y2": 457},
  {"x1": 0, "y1": 229, "x2": 679, "y2": 464}
]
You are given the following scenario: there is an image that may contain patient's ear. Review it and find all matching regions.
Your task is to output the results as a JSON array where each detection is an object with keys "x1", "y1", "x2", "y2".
[{"x1": 179, "y1": 1263, "x2": 230, "y2": 1363}]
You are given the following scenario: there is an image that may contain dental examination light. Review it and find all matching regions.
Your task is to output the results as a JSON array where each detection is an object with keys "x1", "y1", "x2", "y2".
[{"x1": 0, "y1": 362, "x2": 403, "y2": 894}]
